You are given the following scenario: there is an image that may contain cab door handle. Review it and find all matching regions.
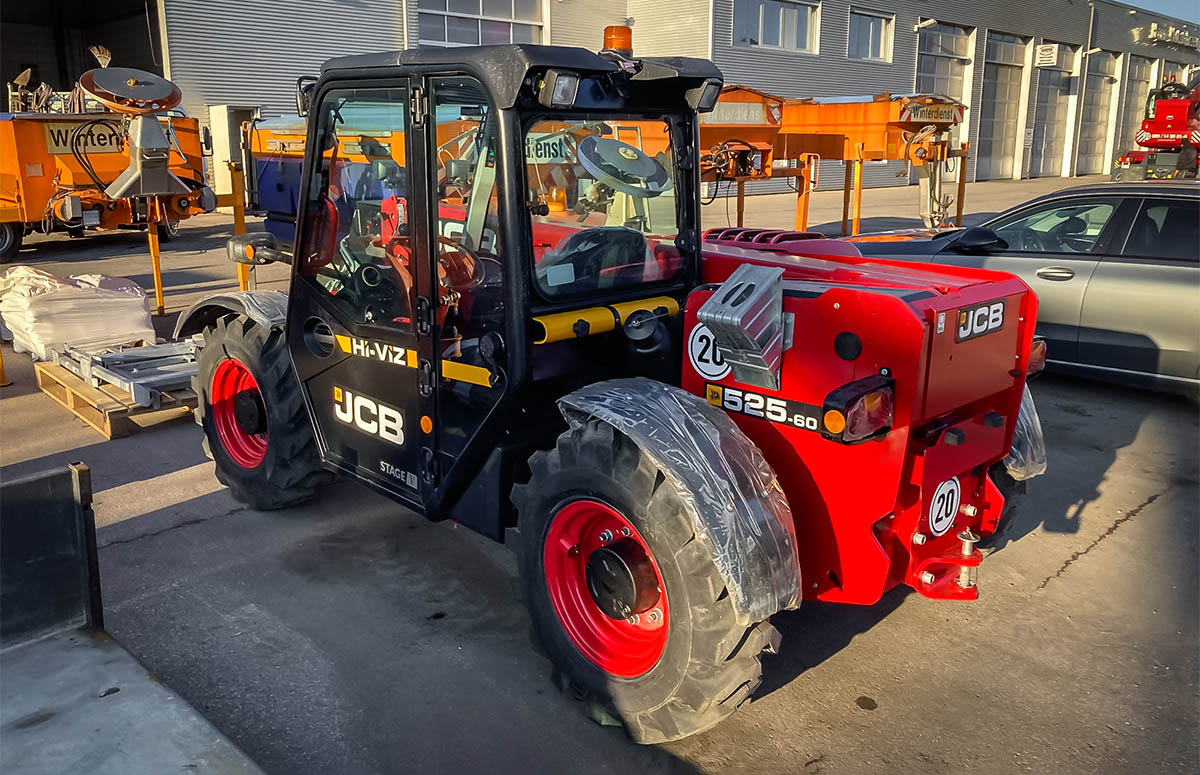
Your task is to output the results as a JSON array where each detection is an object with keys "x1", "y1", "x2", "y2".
[{"x1": 1036, "y1": 266, "x2": 1075, "y2": 281}]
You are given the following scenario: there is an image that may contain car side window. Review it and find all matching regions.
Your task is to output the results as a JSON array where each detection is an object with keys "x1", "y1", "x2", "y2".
[
  {"x1": 1120, "y1": 198, "x2": 1199, "y2": 262},
  {"x1": 991, "y1": 199, "x2": 1117, "y2": 254}
]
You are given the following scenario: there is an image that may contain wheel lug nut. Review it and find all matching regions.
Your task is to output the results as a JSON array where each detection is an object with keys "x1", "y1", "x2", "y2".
[
  {"x1": 648, "y1": 609, "x2": 662, "y2": 623},
  {"x1": 599, "y1": 529, "x2": 613, "y2": 543},
  {"x1": 920, "y1": 571, "x2": 936, "y2": 585},
  {"x1": 627, "y1": 614, "x2": 640, "y2": 625},
  {"x1": 620, "y1": 527, "x2": 631, "y2": 537}
]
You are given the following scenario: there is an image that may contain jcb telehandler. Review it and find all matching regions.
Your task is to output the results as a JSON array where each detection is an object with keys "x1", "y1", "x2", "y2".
[{"x1": 176, "y1": 35, "x2": 1040, "y2": 743}]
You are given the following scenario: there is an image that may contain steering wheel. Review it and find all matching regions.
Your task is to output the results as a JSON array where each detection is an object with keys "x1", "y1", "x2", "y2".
[
  {"x1": 1021, "y1": 227, "x2": 1055, "y2": 252},
  {"x1": 575, "y1": 136, "x2": 673, "y2": 198}
]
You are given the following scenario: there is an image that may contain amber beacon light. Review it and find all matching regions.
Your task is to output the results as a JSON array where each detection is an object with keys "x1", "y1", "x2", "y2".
[{"x1": 604, "y1": 25, "x2": 634, "y2": 56}]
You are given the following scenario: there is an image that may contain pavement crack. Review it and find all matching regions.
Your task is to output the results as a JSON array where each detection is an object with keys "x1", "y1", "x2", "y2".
[
  {"x1": 1037, "y1": 490, "x2": 1164, "y2": 591},
  {"x1": 98, "y1": 506, "x2": 247, "y2": 548}
]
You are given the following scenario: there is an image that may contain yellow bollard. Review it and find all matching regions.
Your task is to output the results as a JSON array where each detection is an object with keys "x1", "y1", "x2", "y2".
[
  {"x1": 955, "y1": 142, "x2": 970, "y2": 228},
  {"x1": 0, "y1": 343, "x2": 12, "y2": 388},
  {"x1": 841, "y1": 163, "x2": 853, "y2": 236},
  {"x1": 146, "y1": 198, "x2": 166, "y2": 317},
  {"x1": 229, "y1": 162, "x2": 252, "y2": 292},
  {"x1": 851, "y1": 158, "x2": 864, "y2": 236}
]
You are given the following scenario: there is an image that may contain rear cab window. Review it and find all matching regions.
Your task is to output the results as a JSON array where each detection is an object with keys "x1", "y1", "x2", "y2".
[{"x1": 523, "y1": 115, "x2": 683, "y2": 301}]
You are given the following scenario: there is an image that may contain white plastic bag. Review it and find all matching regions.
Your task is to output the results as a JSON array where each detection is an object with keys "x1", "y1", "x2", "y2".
[
  {"x1": 0, "y1": 266, "x2": 155, "y2": 360},
  {"x1": 1003, "y1": 384, "x2": 1048, "y2": 481}
]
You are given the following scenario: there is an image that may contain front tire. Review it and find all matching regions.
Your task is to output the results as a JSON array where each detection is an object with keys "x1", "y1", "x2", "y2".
[
  {"x1": 513, "y1": 420, "x2": 780, "y2": 743},
  {"x1": 0, "y1": 222, "x2": 22, "y2": 261},
  {"x1": 194, "y1": 314, "x2": 333, "y2": 509}
]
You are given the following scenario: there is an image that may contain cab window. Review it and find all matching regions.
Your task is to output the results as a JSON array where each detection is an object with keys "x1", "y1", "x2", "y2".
[
  {"x1": 991, "y1": 199, "x2": 1117, "y2": 254},
  {"x1": 297, "y1": 88, "x2": 414, "y2": 331},
  {"x1": 524, "y1": 116, "x2": 683, "y2": 299}
]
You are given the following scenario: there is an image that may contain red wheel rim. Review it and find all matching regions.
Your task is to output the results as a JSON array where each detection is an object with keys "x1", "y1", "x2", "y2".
[
  {"x1": 543, "y1": 499, "x2": 669, "y2": 678},
  {"x1": 210, "y1": 358, "x2": 268, "y2": 469}
]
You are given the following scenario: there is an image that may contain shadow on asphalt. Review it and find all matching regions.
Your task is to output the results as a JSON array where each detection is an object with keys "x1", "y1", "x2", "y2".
[
  {"x1": 7, "y1": 221, "x2": 248, "y2": 265},
  {"x1": 758, "y1": 588, "x2": 908, "y2": 700},
  {"x1": 987, "y1": 372, "x2": 1193, "y2": 552},
  {"x1": 1, "y1": 421, "x2": 207, "y2": 492}
]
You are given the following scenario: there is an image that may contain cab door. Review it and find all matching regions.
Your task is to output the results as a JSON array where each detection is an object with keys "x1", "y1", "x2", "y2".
[
  {"x1": 286, "y1": 80, "x2": 435, "y2": 509},
  {"x1": 418, "y1": 75, "x2": 511, "y2": 532}
]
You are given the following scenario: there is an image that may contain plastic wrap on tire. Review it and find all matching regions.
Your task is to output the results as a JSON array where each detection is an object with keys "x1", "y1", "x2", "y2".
[
  {"x1": 1003, "y1": 384, "x2": 1048, "y2": 482},
  {"x1": 558, "y1": 377, "x2": 801, "y2": 624}
]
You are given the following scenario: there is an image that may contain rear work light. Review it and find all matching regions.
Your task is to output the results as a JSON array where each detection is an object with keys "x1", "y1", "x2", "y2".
[{"x1": 822, "y1": 374, "x2": 895, "y2": 444}]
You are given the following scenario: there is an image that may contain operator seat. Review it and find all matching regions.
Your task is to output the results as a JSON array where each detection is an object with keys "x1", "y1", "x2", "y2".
[{"x1": 537, "y1": 226, "x2": 653, "y2": 293}]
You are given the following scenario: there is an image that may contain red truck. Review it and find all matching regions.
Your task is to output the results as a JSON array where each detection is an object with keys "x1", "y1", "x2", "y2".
[{"x1": 1113, "y1": 74, "x2": 1200, "y2": 180}]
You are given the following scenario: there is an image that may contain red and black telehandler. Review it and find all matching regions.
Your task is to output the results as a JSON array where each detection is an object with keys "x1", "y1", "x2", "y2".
[{"x1": 174, "y1": 33, "x2": 1042, "y2": 742}]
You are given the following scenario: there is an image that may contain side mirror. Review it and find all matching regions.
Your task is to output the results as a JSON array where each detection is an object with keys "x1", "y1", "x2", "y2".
[
  {"x1": 952, "y1": 226, "x2": 1007, "y2": 254},
  {"x1": 228, "y1": 233, "x2": 286, "y2": 266},
  {"x1": 295, "y1": 75, "x2": 317, "y2": 118},
  {"x1": 200, "y1": 126, "x2": 213, "y2": 156}
]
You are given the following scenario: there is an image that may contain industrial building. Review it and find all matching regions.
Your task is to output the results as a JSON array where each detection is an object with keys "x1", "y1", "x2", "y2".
[{"x1": 3, "y1": 0, "x2": 1197, "y2": 191}]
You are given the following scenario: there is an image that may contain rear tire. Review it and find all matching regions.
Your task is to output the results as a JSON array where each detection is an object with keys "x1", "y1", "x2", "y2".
[
  {"x1": 194, "y1": 314, "x2": 333, "y2": 509},
  {"x1": 0, "y1": 223, "x2": 22, "y2": 261},
  {"x1": 513, "y1": 420, "x2": 780, "y2": 743}
]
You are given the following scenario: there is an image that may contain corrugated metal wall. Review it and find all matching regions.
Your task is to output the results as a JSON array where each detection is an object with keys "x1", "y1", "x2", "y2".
[
  {"x1": 547, "y1": 0, "x2": 627, "y2": 48},
  {"x1": 711, "y1": 0, "x2": 917, "y2": 192},
  {"x1": 704, "y1": 0, "x2": 1198, "y2": 192},
  {"x1": 152, "y1": 0, "x2": 1197, "y2": 196},
  {"x1": 161, "y1": 0, "x2": 409, "y2": 124},
  {"x1": 628, "y1": 0, "x2": 712, "y2": 58}
]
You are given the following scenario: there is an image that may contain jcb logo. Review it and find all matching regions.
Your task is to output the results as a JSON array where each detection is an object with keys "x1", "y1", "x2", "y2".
[
  {"x1": 333, "y1": 386, "x2": 404, "y2": 446},
  {"x1": 955, "y1": 300, "x2": 1005, "y2": 342},
  {"x1": 336, "y1": 335, "x2": 414, "y2": 367}
]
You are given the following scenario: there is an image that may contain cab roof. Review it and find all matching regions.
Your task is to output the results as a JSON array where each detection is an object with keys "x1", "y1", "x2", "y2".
[{"x1": 321, "y1": 44, "x2": 722, "y2": 108}]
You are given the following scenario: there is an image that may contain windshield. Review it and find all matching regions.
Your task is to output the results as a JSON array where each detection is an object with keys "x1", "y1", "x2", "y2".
[{"x1": 524, "y1": 116, "x2": 683, "y2": 299}]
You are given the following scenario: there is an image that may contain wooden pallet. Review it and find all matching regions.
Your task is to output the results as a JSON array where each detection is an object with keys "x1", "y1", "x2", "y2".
[{"x1": 34, "y1": 361, "x2": 196, "y2": 440}]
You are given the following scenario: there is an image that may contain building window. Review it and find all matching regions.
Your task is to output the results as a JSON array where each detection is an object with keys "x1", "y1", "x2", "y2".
[
  {"x1": 733, "y1": 0, "x2": 819, "y2": 53},
  {"x1": 419, "y1": 0, "x2": 541, "y2": 46},
  {"x1": 848, "y1": 9, "x2": 892, "y2": 62}
]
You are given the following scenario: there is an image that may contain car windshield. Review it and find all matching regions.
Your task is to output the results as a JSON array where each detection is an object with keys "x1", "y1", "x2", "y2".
[{"x1": 524, "y1": 116, "x2": 683, "y2": 299}]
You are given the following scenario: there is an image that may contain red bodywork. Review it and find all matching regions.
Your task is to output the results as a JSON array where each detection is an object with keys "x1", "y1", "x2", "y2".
[
  {"x1": 681, "y1": 228, "x2": 1037, "y2": 605},
  {"x1": 1137, "y1": 96, "x2": 1200, "y2": 150}
]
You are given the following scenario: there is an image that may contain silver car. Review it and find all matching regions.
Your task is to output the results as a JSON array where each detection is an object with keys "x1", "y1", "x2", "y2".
[{"x1": 849, "y1": 181, "x2": 1199, "y2": 396}]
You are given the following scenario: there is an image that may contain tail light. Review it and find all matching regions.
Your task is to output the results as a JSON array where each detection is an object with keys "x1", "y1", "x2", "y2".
[
  {"x1": 822, "y1": 375, "x2": 895, "y2": 444},
  {"x1": 1027, "y1": 337, "x2": 1047, "y2": 377}
]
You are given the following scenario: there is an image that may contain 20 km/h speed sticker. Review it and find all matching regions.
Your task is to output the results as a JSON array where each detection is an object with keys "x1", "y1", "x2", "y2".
[
  {"x1": 928, "y1": 477, "x2": 961, "y2": 536},
  {"x1": 688, "y1": 323, "x2": 730, "y2": 380}
]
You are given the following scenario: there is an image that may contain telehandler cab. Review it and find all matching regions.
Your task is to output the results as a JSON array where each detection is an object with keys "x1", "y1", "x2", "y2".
[{"x1": 177, "y1": 37, "x2": 1039, "y2": 742}]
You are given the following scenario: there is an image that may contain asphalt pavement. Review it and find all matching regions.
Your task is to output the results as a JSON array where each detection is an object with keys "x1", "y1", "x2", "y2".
[{"x1": 0, "y1": 175, "x2": 1196, "y2": 774}]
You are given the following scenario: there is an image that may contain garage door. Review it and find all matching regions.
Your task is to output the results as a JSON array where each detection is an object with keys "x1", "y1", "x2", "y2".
[
  {"x1": 914, "y1": 23, "x2": 971, "y2": 186},
  {"x1": 977, "y1": 33, "x2": 1027, "y2": 181},
  {"x1": 1117, "y1": 56, "x2": 1154, "y2": 156},
  {"x1": 1029, "y1": 44, "x2": 1076, "y2": 178},
  {"x1": 916, "y1": 22, "x2": 971, "y2": 139},
  {"x1": 1076, "y1": 51, "x2": 1118, "y2": 175}
]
